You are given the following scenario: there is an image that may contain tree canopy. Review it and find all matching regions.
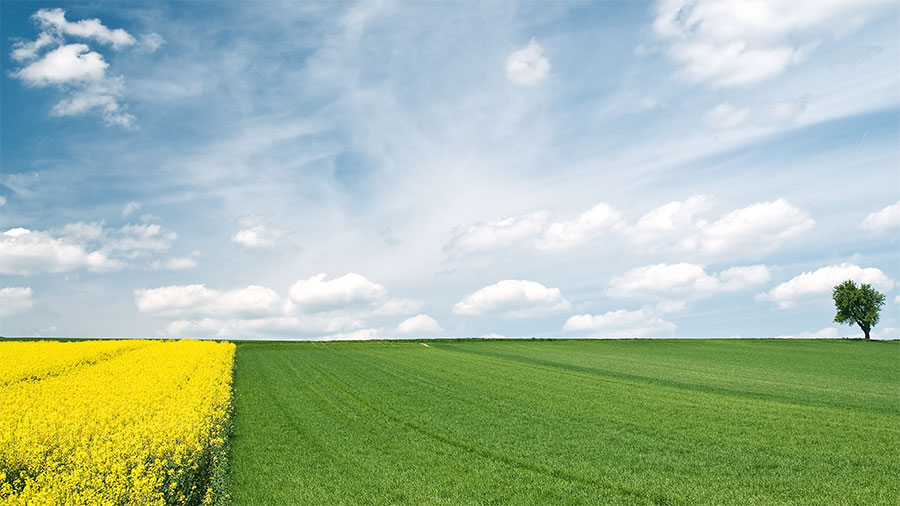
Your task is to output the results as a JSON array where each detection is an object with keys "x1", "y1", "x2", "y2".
[{"x1": 832, "y1": 280, "x2": 885, "y2": 340}]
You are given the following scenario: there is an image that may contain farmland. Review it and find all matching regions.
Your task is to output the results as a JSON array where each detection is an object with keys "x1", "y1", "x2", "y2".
[
  {"x1": 228, "y1": 339, "x2": 899, "y2": 505},
  {"x1": 0, "y1": 340, "x2": 234, "y2": 506}
]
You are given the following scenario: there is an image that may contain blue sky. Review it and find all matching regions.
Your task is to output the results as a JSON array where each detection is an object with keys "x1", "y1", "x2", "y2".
[{"x1": 1, "y1": 0, "x2": 898, "y2": 339}]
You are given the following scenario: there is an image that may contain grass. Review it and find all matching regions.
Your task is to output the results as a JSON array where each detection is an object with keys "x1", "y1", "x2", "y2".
[{"x1": 227, "y1": 339, "x2": 899, "y2": 505}]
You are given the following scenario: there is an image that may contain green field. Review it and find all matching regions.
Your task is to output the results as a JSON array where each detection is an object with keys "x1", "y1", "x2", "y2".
[{"x1": 227, "y1": 339, "x2": 899, "y2": 505}]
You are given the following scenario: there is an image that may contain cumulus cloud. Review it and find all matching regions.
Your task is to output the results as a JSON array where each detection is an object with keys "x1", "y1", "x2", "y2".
[
  {"x1": 32, "y1": 8, "x2": 136, "y2": 49},
  {"x1": 694, "y1": 199, "x2": 814, "y2": 257},
  {"x1": 135, "y1": 284, "x2": 285, "y2": 318},
  {"x1": 447, "y1": 196, "x2": 811, "y2": 260},
  {"x1": 14, "y1": 43, "x2": 108, "y2": 85},
  {"x1": 9, "y1": 8, "x2": 154, "y2": 128},
  {"x1": 288, "y1": 273, "x2": 387, "y2": 311},
  {"x1": 704, "y1": 102, "x2": 749, "y2": 129},
  {"x1": 627, "y1": 194, "x2": 711, "y2": 247},
  {"x1": 10, "y1": 31, "x2": 58, "y2": 62},
  {"x1": 775, "y1": 327, "x2": 841, "y2": 339},
  {"x1": 860, "y1": 201, "x2": 900, "y2": 233},
  {"x1": 776, "y1": 326, "x2": 898, "y2": 340},
  {"x1": 760, "y1": 263, "x2": 895, "y2": 308},
  {"x1": 625, "y1": 197, "x2": 813, "y2": 259},
  {"x1": 1, "y1": 227, "x2": 114, "y2": 275},
  {"x1": 322, "y1": 328, "x2": 380, "y2": 341},
  {"x1": 231, "y1": 224, "x2": 285, "y2": 249},
  {"x1": 139, "y1": 272, "x2": 421, "y2": 338},
  {"x1": 448, "y1": 210, "x2": 550, "y2": 253},
  {"x1": 396, "y1": 314, "x2": 443, "y2": 335},
  {"x1": 609, "y1": 263, "x2": 770, "y2": 311},
  {"x1": 0, "y1": 221, "x2": 179, "y2": 275},
  {"x1": 163, "y1": 315, "x2": 368, "y2": 340},
  {"x1": 136, "y1": 275, "x2": 412, "y2": 339},
  {"x1": 0, "y1": 287, "x2": 36, "y2": 317},
  {"x1": 0, "y1": 196, "x2": 6, "y2": 207},
  {"x1": 564, "y1": 308, "x2": 676, "y2": 337},
  {"x1": 652, "y1": 0, "x2": 890, "y2": 86},
  {"x1": 505, "y1": 38, "x2": 550, "y2": 86},
  {"x1": 453, "y1": 279, "x2": 571, "y2": 318},
  {"x1": 536, "y1": 203, "x2": 624, "y2": 251}
]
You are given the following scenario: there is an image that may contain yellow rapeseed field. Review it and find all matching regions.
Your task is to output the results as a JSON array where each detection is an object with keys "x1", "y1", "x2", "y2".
[{"x1": 0, "y1": 339, "x2": 235, "y2": 506}]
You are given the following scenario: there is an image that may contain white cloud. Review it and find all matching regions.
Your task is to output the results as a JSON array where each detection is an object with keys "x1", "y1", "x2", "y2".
[
  {"x1": 0, "y1": 287, "x2": 36, "y2": 317},
  {"x1": 505, "y1": 38, "x2": 550, "y2": 86},
  {"x1": 860, "y1": 201, "x2": 900, "y2": 233},
  {"x1": 50, "y1": 76, "x2": 135, "y2": 128},
  {"x1": 32, "y1": 8, "x2": 136, "y2": 49},
  {"x1": 704, "y1": 102, "x2": 749, "y2": 129},
  {"x1": 231, "y1": 224, "x2": 284, "y2": 249},
  {"x1": 15, "y1": 43, "x2": 107, "y2": 85},
  {"x1": 536, "y1": 203, "x2": 624, "y2": 251},
  {"x1": 288, "y1": 273, "x2": 387, "y2": 311},
  {"x1": 135, "y1": 284, "x2": 284, "y2": 319},
  {"x1": 448, "y1": 210, "x2": 550, "y2": 253},
  {"x1": 609, "y1": 263, "x2": 770, "y2": 311},
  {"x1": 453, "y1": 279, "x2": 571, "y2": 318},
  {"x1": 627, "y1": 197, "x2": 813, "y2": 259},
  {"x1": 0, "y1": 221, "x2": 179, "y2": 275},
  {"x1": 322, "y1": 328, "x2": 379, "y2": 341},
  {"x1": 0, "y1": 196, "x2": 6, "y2": 207},
  {"x1": 717, "y1": 264, "x2": 771, "y2": 289},
  {"x1": 122, "y1": 201, "x2": 141, "y2": 217},
  {"x1": 9, "y1": 9, "x2": 141, "y2": 128},
  {"x1": 10, "y1": 31, "x2": 58, "y2": 61},
  {"x1": 652, "y1": 0, "x2": 891, "y2": 86},
  {"x1": 447, "y1": 197, "x2": 810, "y2": 260},
  {"x1": 761, "y1": 262, "x2": 895, "y2": 308},
  {"x1": 396, "y1": 314, "x2": 443, "y2": 335},
  {"x1": 776, "y1": 326, "x2": 898, "y2": 340},
  {"x1": 564, "y1": 308, "x2": 676, "y2": 337},
  {"x1": 695, "y1": 199, "x2": 814, "y2": 257},
  {"x1": 163, "y1": 315, "x2": 368, "y2": 340},
  {"x1": 627, "y1": 194, "x2": 711, "y2": 247},
  {"x1": 775, "y1": 327, "x2": 841, "y2": 339},
  {"x1": 140, "y1": 273, "x2": 415, "y2": 338},
  {"x1": 0, "y1": 227, "x2": 114, "y2": 275}
]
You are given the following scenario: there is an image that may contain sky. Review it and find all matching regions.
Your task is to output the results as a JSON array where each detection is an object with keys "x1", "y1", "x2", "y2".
[{"x1": 1, "y1": 0, "x2": 898, "y2": 340}]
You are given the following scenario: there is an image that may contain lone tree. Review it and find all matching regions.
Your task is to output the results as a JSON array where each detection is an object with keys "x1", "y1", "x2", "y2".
[{"x1": 832, "y1": 280, "x2": 885, "y2": 340}]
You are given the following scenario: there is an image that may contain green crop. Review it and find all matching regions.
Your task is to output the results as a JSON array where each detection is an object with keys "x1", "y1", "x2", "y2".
[{"x1": 227, "y1": 339, "x2": 899, "y2": 505}]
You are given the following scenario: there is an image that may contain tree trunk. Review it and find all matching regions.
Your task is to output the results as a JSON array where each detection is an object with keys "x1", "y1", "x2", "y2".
[{"x1": 864, "y1": 328, "x2": 871, "y2": 340}]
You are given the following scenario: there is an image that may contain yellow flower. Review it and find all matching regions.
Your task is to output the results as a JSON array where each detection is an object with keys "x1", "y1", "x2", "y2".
[{"x1": 0, "y1": 340, "x2": 234, "y2": 506}]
